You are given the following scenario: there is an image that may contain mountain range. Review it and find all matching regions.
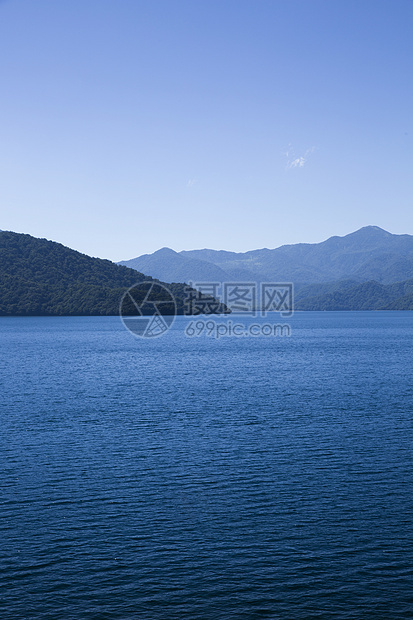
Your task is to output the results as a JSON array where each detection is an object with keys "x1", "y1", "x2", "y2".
[
  {"x1": 1, "y1": 227, "x2": 413, "y2": 315},
  {"x1": 119, "y1": 226, "x2": 413, "y2": 286}
]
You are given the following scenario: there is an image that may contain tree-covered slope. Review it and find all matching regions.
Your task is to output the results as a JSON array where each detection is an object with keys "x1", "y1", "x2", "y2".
[
  {"x1": 0, "y1": 231, "x2": 228, "y2": 316},
  {"x1": 295, "y1": 279, "x2": 413, "y2": 311}
]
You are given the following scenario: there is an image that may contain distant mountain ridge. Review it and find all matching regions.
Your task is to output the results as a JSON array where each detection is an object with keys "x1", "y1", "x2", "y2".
[
  {"x1": 119, "y1": 226, "x2": 413, "y2": 286},
  {"x1": 128, "y1": 247, "x2": 231, "y2": 284}
]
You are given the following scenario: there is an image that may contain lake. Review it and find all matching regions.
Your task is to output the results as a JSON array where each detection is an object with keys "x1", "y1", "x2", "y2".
[{"x1": 1, "y1": 312, "x2": 413, "y2": 619}]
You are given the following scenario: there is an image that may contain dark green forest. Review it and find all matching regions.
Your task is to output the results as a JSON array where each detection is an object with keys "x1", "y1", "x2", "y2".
[
  {"x1": 0, "y1": 232, "x2": 228, "y2": 316},
  {"x1": 295, "y1": 279, "x2": 413, "y2": 311}
]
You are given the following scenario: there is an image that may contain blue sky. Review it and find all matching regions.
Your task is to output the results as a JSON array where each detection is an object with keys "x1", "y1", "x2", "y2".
[{"x1": 1, "y1": 0, "x2": 412, "y2": 260}]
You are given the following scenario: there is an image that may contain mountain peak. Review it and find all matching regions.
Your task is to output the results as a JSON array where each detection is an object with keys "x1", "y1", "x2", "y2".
[
  {"x1": 320, "y1": 226, "x2": 397, "y2": 252},
  {"x1": 154, "y1": 247, "x2": 178, "y2": 256},
  {"x1": 352, "y1": 225, "x2": 392, "y2": 236}
]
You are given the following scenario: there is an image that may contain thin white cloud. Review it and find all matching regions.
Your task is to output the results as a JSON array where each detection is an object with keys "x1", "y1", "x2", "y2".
[
  {"x1": 289, "y1": 156, "x2": 306, "y2": 168},
  {"x1": 285, "y1": 146, "x2": 316, "y2": 170},
  {"x1": 187, "y1": 179, "x2": 198, "y2": 187}
]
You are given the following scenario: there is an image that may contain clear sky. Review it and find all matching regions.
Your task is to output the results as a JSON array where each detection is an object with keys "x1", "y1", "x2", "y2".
[{"x1": 1, "y1": 0, "x2": 412, "y2": 261}]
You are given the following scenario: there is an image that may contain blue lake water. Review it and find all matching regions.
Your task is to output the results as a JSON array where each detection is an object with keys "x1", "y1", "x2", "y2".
[{"x1": 1, "y1": 312, "x2": 413, "y2": 619}]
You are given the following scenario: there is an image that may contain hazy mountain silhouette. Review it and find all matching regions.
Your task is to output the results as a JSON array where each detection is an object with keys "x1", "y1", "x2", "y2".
[
  {"x1": 120, "y1": 247, "x2": 230, "y2": 284},
  {"x1": 119, "y1": 226, "x2": 413, "y2": 285}
]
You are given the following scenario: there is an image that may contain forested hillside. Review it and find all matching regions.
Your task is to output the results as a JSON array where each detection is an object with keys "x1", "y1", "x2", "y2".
[{"x1": 0, "y1": 232, "x2": 228, "y2": 316}]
